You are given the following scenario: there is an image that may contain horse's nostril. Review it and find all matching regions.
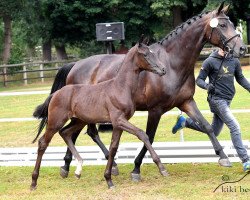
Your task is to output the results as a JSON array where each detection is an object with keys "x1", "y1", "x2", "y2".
[{"x1": 240, "y1": 46, "x2": 247, "y2": 53}]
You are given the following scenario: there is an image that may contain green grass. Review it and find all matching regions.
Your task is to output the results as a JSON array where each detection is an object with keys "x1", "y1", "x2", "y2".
[
  {"x1": 0, "y1": 164, "x2": 249, "y2": 200},
  {"x1": 0, "y1": 113, "x2": 250, "y2": 148}
]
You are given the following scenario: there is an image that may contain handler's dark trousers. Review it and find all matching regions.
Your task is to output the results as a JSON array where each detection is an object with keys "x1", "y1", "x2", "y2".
[{"x1": 185, "y1": 97, "x2": 249, "y2": 163}]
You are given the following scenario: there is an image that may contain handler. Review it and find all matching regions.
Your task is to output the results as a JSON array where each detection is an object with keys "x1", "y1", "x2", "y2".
[{"x1": 172, "y1": 48, "x2": 250, "y2": 172}]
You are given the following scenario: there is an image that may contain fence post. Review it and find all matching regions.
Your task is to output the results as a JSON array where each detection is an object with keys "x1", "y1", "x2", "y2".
[
  {"x1": 40, "y1": 63, "x2": 44, "y2": 83},
  {"x1": 3, "y1": 67, "x2": 7, "y2": 87},
  {"x1": 23, "y1": 65, "x2": 27, "y2": 85}
]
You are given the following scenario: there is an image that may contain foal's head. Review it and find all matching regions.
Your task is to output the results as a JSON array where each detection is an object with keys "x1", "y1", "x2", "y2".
[{"x1": 134, "y1": 42, "x2": 166, "y2": 76}]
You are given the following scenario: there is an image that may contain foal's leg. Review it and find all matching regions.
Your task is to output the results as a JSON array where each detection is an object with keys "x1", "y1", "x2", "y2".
[
  {"x1": 180, "y1": 99, "x2": 230, "y2": 166},
  {"x1": 116, "y1": 117, "x2": 167, "y2": 176},
  {"x1": 60, "y1": 123, "x2": 119, "y2": 178},
  {"x1": 59, "y1": 119, "x2": 86, "y2": 179},
  {"x1": 131, "y1": 110, "x2": 162, "y2": 181},
  {"x1": 87, "y1": 124, "x2": 119, "y2": 175},
  {"x1": 60, "y1": 123, "x2": 82, "y2": 178},
  {"x1": 104, "y1": 128, "x2": 122, "y2": 188},
  {"x1": 31, "y1": 126, "x2": 64, "y2": 190}
]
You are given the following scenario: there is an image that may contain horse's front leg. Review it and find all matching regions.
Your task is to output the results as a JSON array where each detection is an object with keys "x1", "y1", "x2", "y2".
[
  {"x1": 104, "y1": 128, "x2": 122, "y2": 189},
  {"x1": 131, "y1": 109, "x2": 163, "y2": 181},
  {"x1": 180, "y1": 99, "x2": 231, "y2": 166}
]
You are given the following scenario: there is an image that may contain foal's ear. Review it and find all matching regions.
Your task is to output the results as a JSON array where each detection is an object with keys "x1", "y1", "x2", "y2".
[
  {"x1": 138, "y1": 34, "x2": 145, "y2": 47},
  {"x1": 142, "y1": 37, "x2": 150, "y2": 45}
]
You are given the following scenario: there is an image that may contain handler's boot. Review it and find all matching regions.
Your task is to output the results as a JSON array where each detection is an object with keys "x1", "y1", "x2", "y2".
[
  {"x1": 243, "y1": 161, "x2": 250, "y2": 173},
  {"x1": 172, "y1": 115, "x2": 186, "y2": 134}
]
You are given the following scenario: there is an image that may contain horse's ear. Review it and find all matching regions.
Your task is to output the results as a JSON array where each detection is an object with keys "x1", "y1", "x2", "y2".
[
  {"x1": 216, "y1": 1, "x2": 225, "y2": 15},
  {"x1": 222, "y1": 4, "x2": 230, "y2": 14}
]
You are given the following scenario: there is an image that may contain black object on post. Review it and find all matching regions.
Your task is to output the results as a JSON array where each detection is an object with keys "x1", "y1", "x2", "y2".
[
  {"x1": 96, "y1": 22, "x2": 125, "y2": 131},
  {"x1": 96, "y1": 22, "x2": 125, "y2": 54}
]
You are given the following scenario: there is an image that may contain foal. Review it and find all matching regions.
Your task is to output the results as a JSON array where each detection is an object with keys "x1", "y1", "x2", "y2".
[{"x1": 31, "y1": 42, "x2": 167, "y2": 189}]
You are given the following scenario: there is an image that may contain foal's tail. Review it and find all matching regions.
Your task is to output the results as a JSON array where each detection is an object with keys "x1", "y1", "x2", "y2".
[
  {"x1": 33, "y1": 62, "x2": 75, "y2": 119},
  {"x1": 32, "y1": 62, "x2": 75, "y2": 143},
  {"x1": 32, "y1": 95, "x2": 53, "y2": 143}
]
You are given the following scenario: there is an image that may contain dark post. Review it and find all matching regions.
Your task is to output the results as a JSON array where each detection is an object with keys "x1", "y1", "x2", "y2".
[
  {"x1": 106, "y1": 41, "x2": 113, "y2": 54},
  {"x1": 3, "y1": 67, "x2": 7, "y2": 87}
]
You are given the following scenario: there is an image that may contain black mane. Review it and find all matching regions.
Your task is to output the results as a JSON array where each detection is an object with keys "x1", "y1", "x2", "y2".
[{"x1": 159, "y1": 11, "x2": 211, "y2": 45}]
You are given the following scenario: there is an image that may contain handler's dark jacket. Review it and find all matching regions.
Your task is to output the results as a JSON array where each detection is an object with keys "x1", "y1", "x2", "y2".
[{"x1": 196, "y1": 50, "x2": 250, "y2": 101}]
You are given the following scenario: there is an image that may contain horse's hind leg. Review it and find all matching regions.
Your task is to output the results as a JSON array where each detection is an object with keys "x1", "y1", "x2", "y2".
[
  {"x1": 180, "y1": 99, "x2": 230, "y2": 166},
  {"x1": 31, "y1": 127, "x2": 61, "y2": 190},
  {"x1": 59, "y1": 118, "x2": 86, "y2": 179},
  {"x1": 60, "y1": 127, "x2": 82, "y2": 178},
  {"x1": 87, "y1": 124, "x2": 119, "y2": 176}
]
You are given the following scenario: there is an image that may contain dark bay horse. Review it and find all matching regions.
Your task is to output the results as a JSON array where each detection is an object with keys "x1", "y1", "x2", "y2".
[
  {"x1": 31, "y1": 42, "x2": 167, "y2": 189},
  {"x1": 34, "y1": 3, "x2": 246, "y2": 181}
]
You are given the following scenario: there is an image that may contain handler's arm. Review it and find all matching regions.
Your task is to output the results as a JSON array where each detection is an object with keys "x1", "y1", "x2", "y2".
[
  {"x1": 196, "y1": 60, "x2": 210, "y2": 90},
  {"x1": 235, "y1": 59, "x2": 250, "y2": 92}
]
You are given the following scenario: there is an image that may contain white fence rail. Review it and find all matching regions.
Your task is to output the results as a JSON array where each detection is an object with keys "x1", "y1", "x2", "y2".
[{"x1": 0, "y1": 141, "x2": 249, "y2": 167}]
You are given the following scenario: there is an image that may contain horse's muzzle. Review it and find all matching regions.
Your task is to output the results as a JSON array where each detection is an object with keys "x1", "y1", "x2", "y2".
[{"x1": 239, "y1": 46, "x2": 247, "y2": 57}]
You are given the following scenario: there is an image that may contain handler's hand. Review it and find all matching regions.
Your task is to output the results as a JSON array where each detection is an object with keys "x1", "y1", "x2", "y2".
[{"x1": 207, "y1": 84, "x2": 215, "y2": 94}]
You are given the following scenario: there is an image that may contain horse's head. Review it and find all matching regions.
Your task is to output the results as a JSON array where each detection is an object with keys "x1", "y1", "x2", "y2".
[
  {"x1": 135, "y1": 40, "x2": 166, "y2": 76},
  {"x1": 206, "y1": 2, "x2": 246, "y2": 57}
]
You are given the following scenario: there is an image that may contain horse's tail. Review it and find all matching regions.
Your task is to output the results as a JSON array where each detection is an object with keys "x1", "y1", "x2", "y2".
[
  {"x1": 50, "y1": 62, "x2": 75, "y2": 94},
  {"x1": 33, "y1": 62, "x2": 75, "y2": 119},
  {"x1": 32, "y1": 94, "x2": 53, "y2": 143}
]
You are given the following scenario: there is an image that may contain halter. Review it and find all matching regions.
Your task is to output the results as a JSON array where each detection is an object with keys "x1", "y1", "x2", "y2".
[{"x1": 208, "y1": 16, "x2": 240, "y2": 54}]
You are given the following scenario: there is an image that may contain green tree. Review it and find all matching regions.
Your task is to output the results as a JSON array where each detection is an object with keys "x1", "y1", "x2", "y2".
[
  {"x1": 151, "y1": 0, "x2": 207, "y2": 28},
  {"x1": 42, "y1": 0, "x2": 163, "y2": 52},
  {"x1": 0, "y1": 1, "x2": 24, "y2": 64}
]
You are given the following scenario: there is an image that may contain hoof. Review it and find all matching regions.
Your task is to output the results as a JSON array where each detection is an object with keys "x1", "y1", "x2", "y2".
[
  {"x1": 107, "y1": 181, "x2": 115, "y2": 189},
  {"x1": 75, "y1": 173, "x2": 81, "y2": 179},
  {"x1": 218, "y1": 158, "x2": 232, "y2": 167},
  {"x1": 131, "y1": 172, "x2": 141, "y2": 182},
  {"x1": 109, "y1": 185, "x2": 116, "y2": 189},
  {"x1": 160, "y1": 170, "x2": 169, "y2": 177},
  {"x1": 60, "y1": 167, "x2": 69, "y2": 178},
  {"x1": 111, "y1": 166, "x2": 119, "y2": 176},
  {"x1": 30, "y1": 185, "x2": 37, "y2": 191}
]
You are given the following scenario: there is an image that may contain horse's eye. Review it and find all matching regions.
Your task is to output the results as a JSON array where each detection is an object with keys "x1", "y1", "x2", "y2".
[{"x1": 219, "y1": 23, "x2": 226, "y2": 28}]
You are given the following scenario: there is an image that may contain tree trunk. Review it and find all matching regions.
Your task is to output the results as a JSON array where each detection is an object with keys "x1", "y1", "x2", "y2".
[
  {"x1": 2, "y1": 15, "x2": 12, "y2": 64},
  {"x1": 172, "y1": 6, "x2": 183, "y2": 28},
  {"x1": 55, "y1": 44, "x2": 68, "y2": 60},
  {"x1": 42, "y1": 40, "x2": 52, "y2": 61}
]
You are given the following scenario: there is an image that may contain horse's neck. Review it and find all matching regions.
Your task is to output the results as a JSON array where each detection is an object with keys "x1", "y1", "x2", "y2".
[
  {"x1": 113, "y1": 53, "x2": 140, "y2": 95},
  {"x1": 161, "y1": 15, "x2": 210, "y2": 71}
]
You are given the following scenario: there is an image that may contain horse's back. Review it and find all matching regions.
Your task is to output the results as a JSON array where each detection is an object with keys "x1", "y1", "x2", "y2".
[{"x1": 67, "y1": 54, "x2": 125, "y2": 85}]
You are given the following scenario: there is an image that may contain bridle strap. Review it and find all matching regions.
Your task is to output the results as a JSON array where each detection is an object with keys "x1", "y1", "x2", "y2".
[{"x1": 207, "y1": 16, "x2": 240, "y2": 53}]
